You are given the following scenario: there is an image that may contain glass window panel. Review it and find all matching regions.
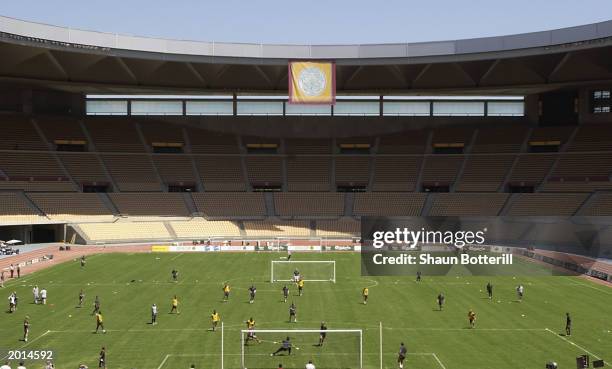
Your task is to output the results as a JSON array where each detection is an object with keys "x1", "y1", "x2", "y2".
[
  {"x1": 185, "y1": 101, "x2": 233, "y2": 115},
  {"x1": 131, "y1": 101, "x2": 183, "y2": 116}
]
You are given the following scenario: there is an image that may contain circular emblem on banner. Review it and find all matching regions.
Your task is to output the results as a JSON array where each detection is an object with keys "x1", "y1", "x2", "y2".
[{"x1": 297, "y1": 66, "x2": 327, "y2": 96}]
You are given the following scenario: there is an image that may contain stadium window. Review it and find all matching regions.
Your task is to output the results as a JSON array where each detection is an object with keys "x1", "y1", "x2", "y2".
[
  {"x1": 593, "y1": 90, "x2": 611, "y2": 99},
  {"x1": 487, "y1": 101, "x2": 524, "y2": 116},
  {"x1": 383, "y1": 101, "x2": 430, "y2": 116},
  {"x1": 236, "y1": 101, "x2": 283, "y2": 116},
  {"x1": 86, "y1": 100, "x2": 128, "y2": 115},
  {"x1": 152, "y1": 143, "x2": 183, "y2": 154},
  {"x1": 82, "y1": 184, "x2": 110, "y2": 193},
  {"x1": 432, "y1": 143, "x2": 464, "y2": 154},
  {"x1": 508, "y1": 184, "x2": 534, "y2": 193},
  {"x1": 336, "y1": 185, "x2": 367, "y2": 192},
  {"x1": 285, "y1": 104, "x2": 332, "y2": 116},
  {"x1": 168, "y1": 185, "x2": 197, "y2": 192},
  {"x1": 186, "y1": 100, "x2": 233, "y2": 115},
  {"x1": 333, "y1": 101, "x2": 379, "y2": 116},
  {"x1": 55, "y1": 140, "x2": 87, "y2": 152},
  {"x1": 252, "y1": 185, "x2": 282, "y2": 192},
  {"x1": 131, "y1": 101, "x2": 183, "y2": 116},
  {"x1": 433, "y1": 101, "x2": 485, "y2": 116},
  {"x1": 528, "y1": 141, "x2": 560, "y2": 153},
  {"x1": 246, "y1": 143, "x2": 278, "y2": 154},
  {"x1": 422, "y1": 184, "x2": 450, "y2": 192},
  {"x1": 338, "y1": 143, "x2": 371, "y2": 154}
]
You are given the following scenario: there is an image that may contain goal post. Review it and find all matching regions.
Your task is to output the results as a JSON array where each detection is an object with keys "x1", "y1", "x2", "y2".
[
  {"x1": 240, "y1": 329, "x2": 363, "y2": 369},
  {"x1": 270, "y1": 260, "x2": 336, "y2": 283}
]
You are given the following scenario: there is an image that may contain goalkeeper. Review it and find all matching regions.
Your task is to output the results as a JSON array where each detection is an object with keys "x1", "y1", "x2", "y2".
[{"x1": 271, "y1": 337, "x2": 292, "y2": 356}]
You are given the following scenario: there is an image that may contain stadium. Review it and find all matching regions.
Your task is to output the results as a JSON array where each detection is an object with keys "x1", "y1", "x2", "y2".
[{"x1": 0, "y1": 8, "x2": 611, "y2": 369}]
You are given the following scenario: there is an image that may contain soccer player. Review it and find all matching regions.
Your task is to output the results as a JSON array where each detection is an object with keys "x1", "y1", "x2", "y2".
[
  {"x1": 170, "y1": 295, "x2": 179, "y2": 314},
  {"x1": 306, "y1": 360, "x2": 315, "y2": 369},
  {"x1": 33, "y1": 285, "x2": 39, "y2": 304},
  {"x1": 92, "y1": 295, "x2": 101, "y2": 315},
  {"x1": 271, "y1": 337, "x2": 292, "y2": 356},
  {"x1": 416, "y1": 270, "x2": 422, "y2": 282},
  {"x1": 23, "y1": 316, "x2": 30, "y2": 342},
  {"x1": 211, "y1": 310, "x2": 220, "y2": 331},
  {"x1": 0, "y1": 361, "x2": 10, "y2": 369},
  {"x1": 293, "y1": 269, "x2": 300, "y2": 283},
  {"x1": 8, "y1": 292, "x2": 16, "y2": 313},
  {"x1": 151, "y1": 303, "x2": 158, "y2": 325},
  {"x1": 248, "y1": 285, "x2": 257, "y2": 304},
  {"x1": 516, "y1": 284, "x2": 524, "y2": 302},
  {"x1": 16, "y1": 361, "x2": 26, "y2": 369},
  {"x1": 95, "y1": 311, "x2": 106, "y2": 333},
  {"x1": 98, "y1": 346, "x2": 107, "y2": 369},
  {"x1": 287, "y1": 248, "x2": 292, "y2": 261},
  {"x1": 9, "y1": 264, "x2": 14, "y2": 278},
  {"x1": 222, "y1": 284, "x2": 231, "y2": 302},
  {"x1": 79, "y1": 289, "x2": 85, "y2": 308},
  {"x1": 80, "y1": 255, "x2": 86, "y2": 268},
  {"x1": 362, "y1": 287, "x2": 369, "y2": 305},
  {"x1": 16, "y1": 265, "x2": 20, "y2": 278},
  {"x1": 0, "y1": 271, "x2": 4, "y2": 288},
  {"x1": 486, "y1": 282, "x2": 493, "y2": 300},
  {"x1": 437, "y1": 292, "x2": 445, "y2": 311},
  {"x1": 282, "y1": 285, "x2": 289, "y2": 303},
  {"x1": 40, "y1": 288, "x2": 47, "y2": 305},
  {"x1": 171, "y1": 269, "x2": 179, "y2": 282},
  {"x1": 565, "y1": 312, "x2": 572, "y2": 336},
  {"x1": 318, "y1": 321, "x2": 327, "y2": 346},
  {"x1": 297, "y1": 278, "x2": 304, "y2": 296},
  {"x1": 245, "y1": 317, "x2": 261, "y2": 344},
  {"x1": 289, "y1": 302, "x2": 297, "y2": 323},
  {"x1": 468, "y1": 309, "x2": 476, "y2": 328},
  {"x1": 397, "y1": 342, "x2": 407, "y2": 369}
]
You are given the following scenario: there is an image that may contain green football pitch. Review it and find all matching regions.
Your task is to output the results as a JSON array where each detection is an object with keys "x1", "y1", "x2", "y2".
[{"x1": 0, "y1": 252, "x2": 610, "y2": 369}]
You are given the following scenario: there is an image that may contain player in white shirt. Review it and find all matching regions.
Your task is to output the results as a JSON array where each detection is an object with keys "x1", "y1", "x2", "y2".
[
  {"x1": 33, "y1": 286, "x2": 39, "y2": 304},
  {"x1": 516, "y1": 284, "x2": 524, "y2": 301},
  {"x1": 16, "y1": 361, "x2": 25, "y2": 369},
  {"x1": 0, "y1": 361, "x2": 11, "y2": 369},
  {"x1": 8, "y1": 293, "x2": 16, "y2": 313},
  {"x1": 40, "y1": 288, "x2": 47, "y2": 305},
  {"x1": 151, "y1": 303, "x2": 158, "y2": 325},
  {"x1": 305, "y1": 360, "x2": 316, "y2": 369}
]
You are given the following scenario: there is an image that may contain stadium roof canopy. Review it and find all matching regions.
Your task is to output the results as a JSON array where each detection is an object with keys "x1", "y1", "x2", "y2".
[{"x1": 1, "y1": 15, "x2": 612, "y2": 95}]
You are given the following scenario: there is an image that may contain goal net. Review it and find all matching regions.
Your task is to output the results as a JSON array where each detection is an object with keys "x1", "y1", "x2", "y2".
[
  {"x1": 270, "y1": 260, "x2": 336, "y2": 283},
  {"x1": 240, "y1": 329, "x2": 363, "y2": 369}
]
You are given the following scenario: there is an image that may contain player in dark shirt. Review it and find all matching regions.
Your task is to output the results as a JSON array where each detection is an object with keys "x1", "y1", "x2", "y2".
[
  {"x1": 318, "y1": 321, "x2": 328, "y2": 346},
  {"x1": 249, "y1": 285, "x2": 257, "y2": 304},
  {"x1": 289, "y1": 302, "x2": 297, "y2": 323},
  {"x1": 171, "y1": 269, "x2": 179, "y2": 282},
  {"x1": 98, "y1": 346, "x2": 106, "y2": 369},
  {"x1": 80, "y1": 255, "x2": 86, "y2": 268},
  {"x1": 91, "y1": 295, "x2": 100, "y2": 315},
  {"x1": 398, "y1": 342, "x2": 407, "y2": 369},
  {"x1": 282, "y1": 285, "x2": 289, "y2": 303},
  {"x1": 486, "y1": 282, "x2": 493, "y2": 300},
  {"x1": 79, "y1": 289, "x2": 85, "y2": 308},
  {"x1": 437, "y1": 293, "x2": 445, "y2": 311},
  {"x1": 416, "y1": 271, "x2": 421, "y2": 282},
  {"x1": 271, "y1": 337, "x2": 292, "y2": 356},
  {"x1": 565, "y1": 313, "x2": 572, "y2": 336},
  {"x1": 23, "y1": 316, "x2": 30, "y2": 342}
]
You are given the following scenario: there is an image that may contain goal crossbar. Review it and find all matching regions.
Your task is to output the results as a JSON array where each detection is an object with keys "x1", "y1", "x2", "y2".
[
  {"x1": 240, "y1": 329, "x2": 363, "y2": 369},
  {"x1": 270, "y1": 260, "x2": 336, "y2": 283}
]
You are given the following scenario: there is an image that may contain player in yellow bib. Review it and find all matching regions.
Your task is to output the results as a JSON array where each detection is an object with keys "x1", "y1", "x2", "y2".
[
  {"x1": 223, "y1": 284, "x2": 231, "y2": 302},
  {"x1": 211, "y1": 310, "x2": 220, "y2": 331},
  {"x1": 298, "y1": 278, "x2": 305, "y2": 296},
  {"x1": 170, "y1": 296, "x2": 179, "y2": 314},
  {"x1": 362, "y1": 287, "x2": 369, "y2": 305}
]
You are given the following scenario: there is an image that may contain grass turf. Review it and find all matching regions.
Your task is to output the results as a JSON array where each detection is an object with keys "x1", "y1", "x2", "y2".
[{"x1": 0, "y1": 252, "x2": 610, "y2": 369}]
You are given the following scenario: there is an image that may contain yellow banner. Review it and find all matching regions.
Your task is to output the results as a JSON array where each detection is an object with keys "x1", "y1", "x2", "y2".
[
  {"x1": 288, "y1": 61, "x2": 335, "y2": 104},
  {"x1": 151, "y1": 245, "x2": 170, "y2": 252}
]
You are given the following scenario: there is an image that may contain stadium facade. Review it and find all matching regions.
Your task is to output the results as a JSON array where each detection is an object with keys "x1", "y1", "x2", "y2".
[{"x1": 0, "y1": 15, "x2": 610, "y2": 253}]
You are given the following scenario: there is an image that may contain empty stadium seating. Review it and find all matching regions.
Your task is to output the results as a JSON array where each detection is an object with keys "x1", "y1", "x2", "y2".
[
  {"x1": 170, "y1": 219, "x2": 242, "y2": 238},
  {"x1": 316, "y1": 218, "x2": 360, "y2": 237},
  {"x1": 456, "y1": 155, "x2": 514, "y2": 191},
  {"x1": 102, "y1": 154, "x2": 162, "y2": 191},
  {"x1": 506, "y1": 193, "x2": 588, "y2": 216},
  {"x1": 429, "y1": 193, "x2": 508, "y2": 216},
  {"x1": 275, "y1": 193, "x2": 344, "y2": 217},
  {"x1": 0, "y1": 192, "x2": 45, "y2": 224},
  {"x1": 287, "y1": 156, "x2": 331, "y2": 191},
  {"x1": 191, "y1": 193, "x2": 266, "y2": 217},
  {"x1": 27, "y1": 193, "x2": 114, "y2": 222},
  {"x1": 196, "y1": 157, "x2": 246, "y2": 191},
  {"x1": 372, "y1": 156, "x2": 421, "y2": 191},
  {"x1": 77, "y1": 222, "x2": 171, "y2": 241},
  {"x1": 110, "y1": 193, "x2": 190, "y2": 216},
  {"x1": 353, "y1": 193, "x2": 426, "y2": 216},
  {"x1": 243, "y1": 220, "x2": 311, "y2": 237}
]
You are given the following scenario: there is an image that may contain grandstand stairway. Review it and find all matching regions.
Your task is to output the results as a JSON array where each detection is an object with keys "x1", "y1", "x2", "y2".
[
  {"x1": 420, "y1": 193, "x2": 435, "y2": 216},
  {"x1": 98, "y1": 192, "x2": 119, "y2": 215}
]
